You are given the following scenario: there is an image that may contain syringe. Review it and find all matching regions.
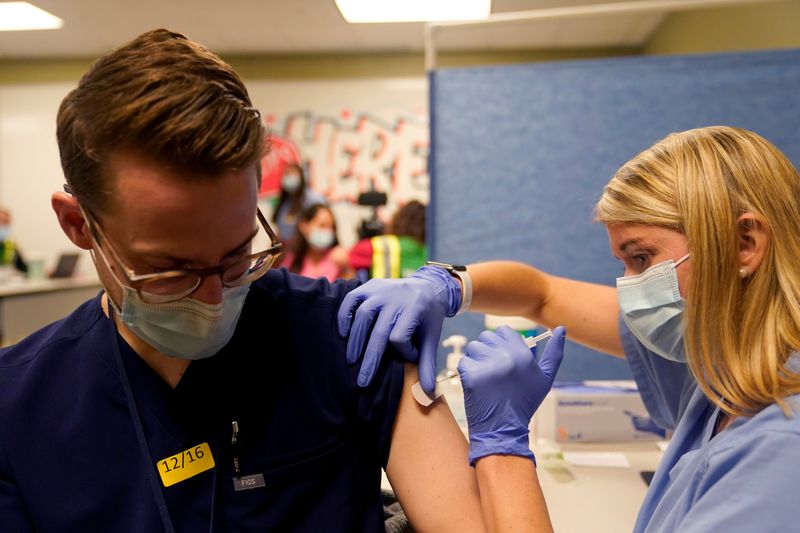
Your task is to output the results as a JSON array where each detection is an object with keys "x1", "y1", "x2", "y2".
[
  {"x1": 411, "y1": 329, "x2": 553, "y2": 406},
  {"x1": 523, "y1": 329, "x2": 553, "y2": 349}
]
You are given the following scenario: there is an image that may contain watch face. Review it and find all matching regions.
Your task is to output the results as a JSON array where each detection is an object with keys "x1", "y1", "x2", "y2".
[{"x1": 426, "y1": 261, "x2": 466, "y2": 273}]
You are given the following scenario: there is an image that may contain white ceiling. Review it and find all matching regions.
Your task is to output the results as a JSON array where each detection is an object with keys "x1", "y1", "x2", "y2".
[{"x1": 0, "y1": 0, "x2": 670, "y2": 59}]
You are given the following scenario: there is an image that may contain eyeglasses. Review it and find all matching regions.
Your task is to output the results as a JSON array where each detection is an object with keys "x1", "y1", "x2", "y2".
[{"x1": 83, "y1": 206, "x2": 283, "y2": 303}]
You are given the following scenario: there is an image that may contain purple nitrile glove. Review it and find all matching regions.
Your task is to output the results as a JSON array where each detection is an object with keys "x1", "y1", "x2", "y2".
[
  {"x1": 459, "y1": 325, "x2": 566, "y2": 466},
  {"x1": 336, "y1": 265, "x2": 462, "y2": 393}
]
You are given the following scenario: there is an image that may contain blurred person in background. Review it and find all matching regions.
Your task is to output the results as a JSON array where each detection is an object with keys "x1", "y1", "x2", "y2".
[
  {"x1": 0, "y1": 207, "x2": 27, "y2": 275},
  {"x1": 349, "y1": 200, "x2": 427, "y2": 281},
  {"x1": 284, "y1": 203, "x2": 352, "y2": 281},
  {"x1": 271, "y1": 163, "x2": 325, "y2": 245}
]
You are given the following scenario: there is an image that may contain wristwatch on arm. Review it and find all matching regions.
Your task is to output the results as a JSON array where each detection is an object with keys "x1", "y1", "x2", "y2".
[{"x1": 426, "y1": 261, "x2": 472, "y2": 315}]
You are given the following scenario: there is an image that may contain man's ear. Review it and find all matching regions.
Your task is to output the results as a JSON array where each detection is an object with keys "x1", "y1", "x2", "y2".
[
  {"x1": 738, "y1": 212, "x2": 768, "y2": 278},
  {"x1": 51, "y1": 192, "x2": 92, "y2": 250}
]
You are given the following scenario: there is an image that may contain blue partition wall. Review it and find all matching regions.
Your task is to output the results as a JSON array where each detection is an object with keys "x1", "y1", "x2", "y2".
[{"x1": 429, "y1": 48, "x2": 800, "y2": 380}]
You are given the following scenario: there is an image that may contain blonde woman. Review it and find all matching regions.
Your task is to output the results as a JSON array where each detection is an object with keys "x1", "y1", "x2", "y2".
[{"x1": 339, "y1": 126, "x2": 800, "y2": 531}]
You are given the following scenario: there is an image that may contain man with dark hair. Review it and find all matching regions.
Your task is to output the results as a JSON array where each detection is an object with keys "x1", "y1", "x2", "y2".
[{"x1": 0, "y1": 29, "x2": 483, "y2": 531}]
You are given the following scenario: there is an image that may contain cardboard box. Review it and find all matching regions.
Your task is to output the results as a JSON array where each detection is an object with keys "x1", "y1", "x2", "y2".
[{"x1": 535, "y1": 380, "x2": 665, "y2": 442}]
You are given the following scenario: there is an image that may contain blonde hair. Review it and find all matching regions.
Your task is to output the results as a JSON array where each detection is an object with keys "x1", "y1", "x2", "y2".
[{"x1": 595, "y1": 126, "x2": 800, "y2": 416}]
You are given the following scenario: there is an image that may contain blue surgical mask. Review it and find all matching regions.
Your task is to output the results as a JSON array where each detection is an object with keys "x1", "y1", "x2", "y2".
[
  {"x1": 307, "y1": 229, "x2": 335, "y2": 250},
  {"x1": 616, "y1": 254, "x2": 690, "y2": 363},
  {"x1": 111, "y1": 284, "x2": 250, "y2": 360},
  {"x1": 281, "y1": 174, "x2": 301, "y2": 193},
  {"x1": 0, "y1": 225, "x2": 10, "y2": 241}
]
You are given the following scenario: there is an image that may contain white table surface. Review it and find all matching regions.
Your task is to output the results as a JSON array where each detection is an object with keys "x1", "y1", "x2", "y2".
[
  {"x1": 0, "y1": 275, "x2": 102, "y2": 346},
  {"x1": 535, "y1": 439, "x2": 663, "y2": 533},
  {"x1": 0, "y1": 275, "x2": 100, "y2": 297}
]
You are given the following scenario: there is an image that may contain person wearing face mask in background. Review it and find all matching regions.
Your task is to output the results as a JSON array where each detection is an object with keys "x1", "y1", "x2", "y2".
[
  {"x1": 0, "y1": 30, "x2": 491, "y2": 532},
  {"x1": 0, "y1": 207, "x2": 28, "y2": 276},
  {"x1": 270, "y1": 162, "x2": 325, "y2": 245},
  {"x1": 338, "y1": 126, "x2": 800, "y2": 531},
  {"x1": 348, "y1": 199, "x2": 428, "y2": 281},
  {"x1": 282, "y1": 203, "x2": 353, "y2": 281}
]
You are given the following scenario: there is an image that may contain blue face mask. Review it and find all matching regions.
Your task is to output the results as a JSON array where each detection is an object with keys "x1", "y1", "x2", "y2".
[
  {"x1": 616, "y1": 254, "x2": 690, "y2": 363},
  {"x1": 0, "y1": 225, "x2": 10, "y2": 241},
  {"x1": 111, "y1": 284, "x2": 250, "y2": 360}
]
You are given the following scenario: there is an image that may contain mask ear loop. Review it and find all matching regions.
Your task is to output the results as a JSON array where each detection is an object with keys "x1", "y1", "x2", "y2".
[{"x1": 675, "y1": 253, "x2": 691, "y2": 267}]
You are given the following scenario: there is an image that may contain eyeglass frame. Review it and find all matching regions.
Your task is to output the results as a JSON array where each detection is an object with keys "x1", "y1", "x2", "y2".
[{"x1": 66, "y1": 185, "x2": 283, "y2": 302}]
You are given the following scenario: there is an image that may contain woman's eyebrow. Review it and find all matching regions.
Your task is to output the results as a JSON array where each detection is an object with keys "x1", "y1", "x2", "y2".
[{"x1": 618, "y1": 238, "x2": 642, "y2": 253}]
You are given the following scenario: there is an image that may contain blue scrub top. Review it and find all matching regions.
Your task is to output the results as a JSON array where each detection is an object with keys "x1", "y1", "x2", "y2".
[
  {"x1": 0, "y1": 269, "x2": 404, "y2": 532},
  {"x1": 621, "y1": 318, "x2": 800, "y2": 532}
]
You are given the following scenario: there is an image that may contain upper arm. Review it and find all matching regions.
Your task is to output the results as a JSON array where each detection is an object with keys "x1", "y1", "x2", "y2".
[{"x1": 385, "y1": 364, "x2": 486, "y2": 533}]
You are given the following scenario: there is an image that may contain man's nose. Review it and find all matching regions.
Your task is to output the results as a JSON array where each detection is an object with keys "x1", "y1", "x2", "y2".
[{"x1": 192, "y1": 273, "x2": 225, "y2": 305}]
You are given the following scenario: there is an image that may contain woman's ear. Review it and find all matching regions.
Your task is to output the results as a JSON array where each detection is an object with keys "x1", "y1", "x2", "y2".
[
  {"x1": 51, "y1": 192, "x2": 93, "y2": 250},
  {"x1": 737, "y1": 212, "x2": 768, "y2": 278}
]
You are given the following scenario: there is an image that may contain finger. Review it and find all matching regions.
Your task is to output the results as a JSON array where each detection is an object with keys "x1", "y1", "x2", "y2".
[
  {"x1": 476, "y1": 329, "x2": 502, "y2": 346},
  {"x1": 357, "y1": 308, "x2": 397, "y2": 387},
  {"x1": 538, "y1": 326, "x2": 566, "y2": 380},
  {"x1": 388, "y1": 306, "x2": 422, "y2": 362},
  {"x1": 337, "y1": 287, "x2": 369, "y2": 337},
  {"x1": 465, "y1": 340, "x2": 495, "y2": 361},
  {"x1": 417, "y1": 312, "x2": 444, "y2": 394},
  {"x1": 457, "y1": 355, "x2": 479, "y2": 389},
  {"x1": 494, "y1": 325, "x2": 529, "y2": 348},
  {"x1": 345, "y1": 297, "x2": 382, "y2": 364}
]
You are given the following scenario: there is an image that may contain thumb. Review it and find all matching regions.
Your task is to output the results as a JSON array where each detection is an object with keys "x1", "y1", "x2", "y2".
[
  {"x1": 538, "y1": 326, "x2": 566, "y2": 380},
  {"x1": 417, "y1": 314, "x2": 444, "y2": 394},
  {"x1": 337, "y1": 288, "x2": 367, "y2": 337}
]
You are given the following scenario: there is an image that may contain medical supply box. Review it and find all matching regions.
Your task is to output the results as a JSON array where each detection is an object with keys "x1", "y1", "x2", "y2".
[{"x1": 535, "y1": 380, "x2": 664, "y2": 442}]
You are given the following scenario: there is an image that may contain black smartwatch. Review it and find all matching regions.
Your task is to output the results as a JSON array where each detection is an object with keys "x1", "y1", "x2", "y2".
[
  {"x1": 426, "y1": 260, "x2": 466, "y2": 273},
  {"x1": 426, "y1": 261, "x2": 472, "y2": 314}
]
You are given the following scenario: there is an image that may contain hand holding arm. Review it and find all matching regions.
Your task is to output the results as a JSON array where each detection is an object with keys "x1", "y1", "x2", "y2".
[
  {"x1": 337, "y1": 259, "x2": 620, "y2": 398},
  {"x1": 337, "y1": 265, "x2": 461, "y2": 393}
]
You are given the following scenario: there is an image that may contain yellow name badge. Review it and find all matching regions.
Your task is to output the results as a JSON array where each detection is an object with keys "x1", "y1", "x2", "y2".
[{"x1": 157, "y1": 443, "x2": 215, "y2": 487}]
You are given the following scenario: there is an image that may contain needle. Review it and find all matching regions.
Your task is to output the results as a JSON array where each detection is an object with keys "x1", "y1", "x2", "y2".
[{"x1": 422, "y1": 329, "x2": 555, "y2": 389}]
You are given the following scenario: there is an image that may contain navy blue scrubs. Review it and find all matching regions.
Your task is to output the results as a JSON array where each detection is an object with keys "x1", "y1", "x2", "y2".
[{"x1": 0, "y1": 269, "x2": 405, "y2": 532}]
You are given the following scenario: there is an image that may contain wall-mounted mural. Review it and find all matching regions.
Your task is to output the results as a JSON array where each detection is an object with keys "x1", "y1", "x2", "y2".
[{"x1": 259, "y1": 109, "x2": 429, "y2": 244}]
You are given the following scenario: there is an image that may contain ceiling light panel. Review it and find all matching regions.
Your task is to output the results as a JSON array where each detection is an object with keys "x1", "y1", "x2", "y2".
[
  {"x1": 0, "y1": 2, "x2": 63, "y2": 31},
  {"x1": 335, "y1": 0, "x2": 491, "y2": 23}
]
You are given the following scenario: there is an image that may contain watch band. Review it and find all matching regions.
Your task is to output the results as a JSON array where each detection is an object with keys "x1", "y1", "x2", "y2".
[{"x1": 426, "y1": 261, "x2": 472, "y2": 315}]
